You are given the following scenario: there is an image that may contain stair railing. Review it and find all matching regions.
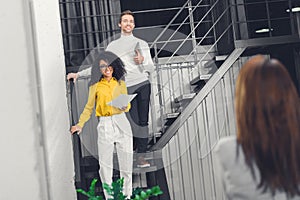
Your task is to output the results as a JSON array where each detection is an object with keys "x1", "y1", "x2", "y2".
[
  {"x1": 150, "y1": 0, "x2": 233, "y2": 134},
  {"x1": 163, "y1": 0, "x2": 221, "y2": 63},
  {"x1": 151, "y1": 47, "x2": 246, "y2": 199},
  {"x1": 149, "y1": 0, "x2": 205, "y2": 55}
]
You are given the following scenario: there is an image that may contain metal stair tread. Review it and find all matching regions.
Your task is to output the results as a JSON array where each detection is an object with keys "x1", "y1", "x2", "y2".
[
  {"x1": 164, "y1": 112, "x2": 180, "y2": 119},
  {"x1": 190, "y1": 74, "x2": 212, "y2": 85},
  {"x1": 133, "y1": 165, "x2": 158, "y2": 174},
  {"x1": 149, "y1": 131, "x2": 162, "y2": 138},
  {"x1": 215, "y1": 54, "x2": 228, "y2": 61},
  {"x1": 174, "y1": 93, "x2": 196, "y2": 102}
]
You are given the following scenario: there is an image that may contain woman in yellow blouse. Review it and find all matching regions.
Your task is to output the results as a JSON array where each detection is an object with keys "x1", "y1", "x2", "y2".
[{"x1": 70, "y1": 51, "x2": 133, "y2": 199}]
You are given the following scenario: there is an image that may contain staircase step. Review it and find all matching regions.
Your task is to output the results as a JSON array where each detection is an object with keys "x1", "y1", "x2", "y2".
[
  {"x1": 174, "y1": 93, "x2": 196, "y2": 103},
  {"x1": 193, "y1": 82, "x2": 206, "y2": 93},
  {"x1": 133, "y1": 165, "x2": 158, "y2": 174},
  {"x1": 215, "y1": 54, "x2": 228, "y2": 61},
  {"x1": 148, "y1": 132, "x2": 162, "y2": 145},
  {"x1": 133, "y1": 151, "x2": 163, "y2": 174},
  {"x1": 163, "y1": 112, "x2": 180, "y2": 126},
  {"x1": 164, "y1": 112, "x2": 180, "y2": 119},
  {"x1": 190, "y1": 74, "x2": 212, "y2": 85},
  {"x1": 149, "y1": 131, "x2": 162, "y2": 138}
]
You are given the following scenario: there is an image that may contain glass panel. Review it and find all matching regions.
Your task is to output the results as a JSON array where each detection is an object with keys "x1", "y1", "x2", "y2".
[
  {"x1": 268, "y1": 1, "x2": 289, "y2": 18},
  {"x1": 245, "y1": 2, "x2": 268, "y2": 21},
  {"x1": 248, "y1": 20, "x2": 270, "y2": 38},
  {"x1": 271, "y1": 18, "x2": 292, "y2": 36}
]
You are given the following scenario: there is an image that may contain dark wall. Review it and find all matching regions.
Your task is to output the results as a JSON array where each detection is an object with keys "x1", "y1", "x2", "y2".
[
  {"x1": 120, "y1": 0, "x2": 187, "y2": 28},
  {"x1": 270, "y1": 45, "x2": 300, "y2": 93}
]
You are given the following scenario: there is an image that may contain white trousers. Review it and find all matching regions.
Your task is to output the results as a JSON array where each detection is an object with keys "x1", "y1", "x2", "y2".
[{"x1": 97, "y1": 113, "x2": 133, "y2": 199}]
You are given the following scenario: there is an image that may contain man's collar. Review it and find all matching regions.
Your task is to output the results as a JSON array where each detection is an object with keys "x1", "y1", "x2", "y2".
[{"x1": 120, "y1": 33, "x2": 134, "y2": 37}]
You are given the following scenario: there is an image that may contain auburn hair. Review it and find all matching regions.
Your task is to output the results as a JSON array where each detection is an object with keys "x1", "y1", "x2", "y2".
[{"x1": 235, "y1": 55, "x2": 300, "y2": 196}]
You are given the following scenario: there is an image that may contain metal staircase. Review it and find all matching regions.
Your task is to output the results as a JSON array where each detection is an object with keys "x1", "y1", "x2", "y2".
[
  {"x1": 67, "y1": 0, "x2": 236, "y2": 198},
  {"x1": 65, "y1": 0, "x2": 300, "y2": 199},
  {"x1": 146, "y1": 0, "x2": 234, "y2": 138}
]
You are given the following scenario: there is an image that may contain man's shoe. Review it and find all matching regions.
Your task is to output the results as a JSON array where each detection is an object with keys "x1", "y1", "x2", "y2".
[{"x1": 137, "y1": 156, "x2": 150, "y2": 168}]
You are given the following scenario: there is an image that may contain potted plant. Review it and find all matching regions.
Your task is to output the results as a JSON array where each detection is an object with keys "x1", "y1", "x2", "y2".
[{"x1": 77, "y1": 178, "x2": 163, "y2": 200}]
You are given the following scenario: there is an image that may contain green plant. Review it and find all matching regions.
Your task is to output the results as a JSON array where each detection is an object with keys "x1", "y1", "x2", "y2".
[
  {"x1": 76, "y1": 179, "x2": 103, "y2": 200},
  {"x1": 77, "y1": 178, "x2": 163, "y2": 200}
]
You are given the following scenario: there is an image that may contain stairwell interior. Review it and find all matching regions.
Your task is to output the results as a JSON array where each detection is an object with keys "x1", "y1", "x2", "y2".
[{"x1": 60, "y1": 0, "x2": 300, "y2": 199}]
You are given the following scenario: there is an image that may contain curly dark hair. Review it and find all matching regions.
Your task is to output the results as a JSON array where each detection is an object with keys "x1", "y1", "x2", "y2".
[{"x1": 89, "y1": 51, "x2": 126, "y2": 86}]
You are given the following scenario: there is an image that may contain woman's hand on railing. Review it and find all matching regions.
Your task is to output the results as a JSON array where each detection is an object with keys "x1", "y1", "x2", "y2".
[{"x1": 70, "y1": 125, "x2": 82, "y2": 135}]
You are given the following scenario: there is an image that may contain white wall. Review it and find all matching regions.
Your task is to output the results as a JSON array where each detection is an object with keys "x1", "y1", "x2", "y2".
[
  {"x1": 0, "y1": 0, "x2": 76, "y2": 199},
  {"x1": 31, "y1": 0, "x2": 77, "y2": 199}
]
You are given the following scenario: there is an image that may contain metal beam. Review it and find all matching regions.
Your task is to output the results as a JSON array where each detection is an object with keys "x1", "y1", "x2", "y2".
[{"x1": 235, "y1": 35, "x2": 300, "y2": 48}]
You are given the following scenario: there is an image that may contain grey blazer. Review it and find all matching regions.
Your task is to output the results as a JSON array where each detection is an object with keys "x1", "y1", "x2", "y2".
[{"x1": 214, "y1": 136, "x2": 300, "y2": 200}]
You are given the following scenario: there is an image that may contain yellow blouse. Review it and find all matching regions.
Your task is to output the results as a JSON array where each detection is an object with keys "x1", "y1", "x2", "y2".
[{"x1": 77, "y1": 78, "x2": 130, "y2": 128}]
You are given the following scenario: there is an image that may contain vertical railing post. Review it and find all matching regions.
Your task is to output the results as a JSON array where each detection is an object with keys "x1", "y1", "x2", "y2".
[
  {"x1": 265, "y1": 0, "x2": 272, "y2": 37},
  {"x1": 149, "y1": 68, "x2": 158, "y2": 136},
  {"x1": 232, "y1": 0, "x2": 249, "y2": 40},
  {"x1": 154, "y1": 43, "x2": 165, "y2": 134},
  {"x1": 228, "y1": 0, "x2": 239, "y2": 42},
  {"x1": 288, "y1": 0, "x2": 296, "y2": 35},
  {"x1": 211, "y1": 0, "x2": 218, "y2": 53},
  {"x1": 292, "y1": 6, "x2": 300, "y2": 38},
  {"x1": 188, "y1": 1, "x2": 200, "y2": 78}
]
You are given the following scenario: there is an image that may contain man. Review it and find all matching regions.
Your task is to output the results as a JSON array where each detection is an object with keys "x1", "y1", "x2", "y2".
[{"x1": 67, "y1": 10, "x2": 154, "y2": 168}]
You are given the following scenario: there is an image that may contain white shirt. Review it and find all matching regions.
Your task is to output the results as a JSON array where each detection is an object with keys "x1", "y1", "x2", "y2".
[
  {"x1": 78, "y1": 34, "x2": 155, "y2": 87},
  {"x1": 214, "y1": 136, "x2": 300, "y2": 200}
]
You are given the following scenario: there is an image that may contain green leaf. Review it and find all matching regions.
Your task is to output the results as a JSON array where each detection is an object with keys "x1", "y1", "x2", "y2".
[
  {"x1": 117, "y1": 193, "x2": 127, "y2": 200},
  {"x1": 103, "y1": 183, "x2": 113, "y2": 195},
  {"x1": 151, "y1": 186, "x2": 163, "y2": 196},
  {"x1": 88, "y1": 179, "x2": 98, "y2": 196},
  {"x1": 118, "y1": 177, "x2": 124, "y2": 186},
  {"x1": 111, "y1": 177, "x2": 125, "y2": 199},
  {"x1": 76, "y1": 177, "x2": 163, "y2": 200},
  {"x1": 140, "y1": 191, "x2": 148, "y2": 199},
  {"x1": 145, "y1": 189, "x2": 152, "y2": 195},
  {"x1": 132, "y1": 194, "x2": 140, "y2": 200},
  {"x1": 76, "y1": 189, "x2": 91, "y2": 197},
  {"x1": 131, "y1": 188, "x2": 143, "y2": 199},
  {"x1": 89, "y1": 196, "x2": 103, "y2": 200}
]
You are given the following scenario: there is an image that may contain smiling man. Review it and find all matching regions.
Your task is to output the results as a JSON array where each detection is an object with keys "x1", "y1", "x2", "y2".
[{"x1": 106, "y1": 10, "x2": 154, "y2": 168}]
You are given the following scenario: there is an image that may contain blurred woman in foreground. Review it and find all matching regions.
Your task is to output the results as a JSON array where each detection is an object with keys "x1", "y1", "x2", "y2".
[{"x1": 214, "y1": 55, "x2": 300, "y2": 199}]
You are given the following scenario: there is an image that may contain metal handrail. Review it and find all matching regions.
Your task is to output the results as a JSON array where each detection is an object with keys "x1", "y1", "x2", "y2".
[
  {"x1": 149, "y1": 0, "x2": 192, "y2": 49},
  {"x1": 147, "y1": 0, "x2": 234, "y2": 135},
  {"x1": 154, "y1": 1, "x2": 231, "y2": 99},
  {"x1": 149, "y1": 0, "x2": 224, "y2": 118},
  {"x1": 151, "y1": 47, "x2": 246, "y2": 150},
  {"x1": 153, "y1": 28, "x2": 232, "y2": 117},
  {"x1": 187, "y1": 12, "x2": 233, "y2": 77},
  {"x1": 165, "y1": 0, "x2": 220, "y2": 63},
  {"x1": 154, "y1": 0, "x2": 205, "y2": 56}
]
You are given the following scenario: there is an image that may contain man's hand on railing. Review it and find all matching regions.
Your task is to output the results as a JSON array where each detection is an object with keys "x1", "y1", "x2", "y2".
[{"x1": 67, "y1": 73, "x2": 79, "y2": 82}]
